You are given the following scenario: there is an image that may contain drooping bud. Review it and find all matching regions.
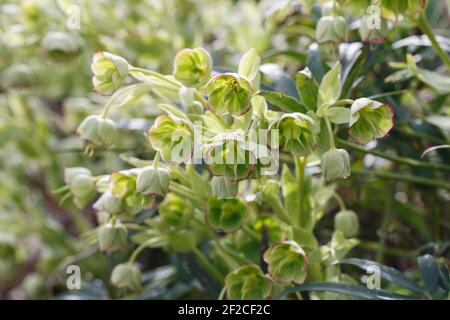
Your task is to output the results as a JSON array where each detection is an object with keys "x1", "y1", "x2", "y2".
[
  {"x1": 334, "y1": 210, "x2": 359, "y2": 238},
  {"x1": 98, "y1": 221, "x2": 128, "y2": 253},
  {"x1": 93, "y1": 190, "x2": 122, "y2": 214},
  {"x1": 349, "y1": 98, "x2": 394, "y2": 144},
  {"x1": 269, "y1": 113, "x2": 317, "y2": 156},
  {"x1": 263, "y1": 241, "x2": 308, "y2": 284},
  {"x1": 136, "y1": 166, "x2": 171, "y2": 196},
  {"x1": 64, "y1": 167, "x2": 96, "y2": 208},
  {"x1": 225, "y1": 265, "x2": 272, "y2": 300},
  {"x1": 41, "y1": 31, "x2": 80, "y2": 61},
  {"x1": 316, "y1": 15, "x2": 348, "y2": 44},
  {"x1": 91, "y1": 51, "x2": 129, "y2": 95},
  {"x1": 207, "y1": 198, "x2": 246, "y2": 232},
  {"x1": 111, "y1": 263, "x2": 141, "y2": 292},
  {"x1": 173, "y1": 47, "x2": 212, "y2": 88},
  {"x1": 206, "y1": 73, "x2": 253, "y2": 116},
  {"x1": 77, "y1": 115, "x2": 117, "y2": 147},
  {"x1": 321, "y1": 148, "x2": 351, "y2": 181}
]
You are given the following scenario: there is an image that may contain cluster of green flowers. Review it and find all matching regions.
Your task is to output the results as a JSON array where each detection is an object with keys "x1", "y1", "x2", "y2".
[{"x1": 65, "y1": 43, "x2": 395, "y2": 297}]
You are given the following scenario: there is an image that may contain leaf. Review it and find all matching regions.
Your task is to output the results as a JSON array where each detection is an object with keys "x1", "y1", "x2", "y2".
[
  {"x1": 110, "y1": 83, "x2": 152, "y2": 108},
  {"x1": 326, "y1": 107, "x2": 350, "y2": 124},
  {"x1": 421, "y1": 145, "x2": 450, "y2": 159},
  {"x1": 418, "y1": 254, "x2": 440, "y2": 295},
  {"x1": 340, "y1": 46, "x2": 365, "y2": 99},
  {"x1": 259, "y1": 63, "x2": 299, "y2": 99},
  {"x1": 258, "y1": 91, "x2": 307, "y2": 113},
  {"x1": 238, "y1": 48, "x2": 261, "y2": 81},
  {"x1": 416, "y1": 69, "x2": 450, "y2": 94},
  {"x1": 157, "y1": 103, "x2": 190, "y2": 121},
  {"x1": 318, "y1": 62, "x2": 341, "y2": 107},
  {"x1": 276, "y1": 282, "x2": 415, "y2": 300},
  {"x1": 295, "y1": 68, "x2": 318, "y2": 110},
  {"x1": 438, "y1": 264, "x2": 450, "y2": 291},
  {"x1": 338, "y1": 258, "x2": 424, "y2": 294},
  {"x1": 291, "y1": 226, "x2": 318, "y2": 251}
]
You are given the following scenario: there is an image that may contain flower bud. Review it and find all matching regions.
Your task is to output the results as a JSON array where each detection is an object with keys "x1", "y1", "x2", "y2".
[
  {"x1": 349, "y1": 98, "x2": 393, "y2": 144},
  {"x1": 206, "y1": 73, "x2": 253, "y2": 116},
  {"x1": 316, "y1": 15, "x2": 348, "y2": 44},
  {"x1": 207, "y1": 198, "x2": 246, "y2": 232},
  {"x1": 111, "y1": 263, "x2": 141, "y2": 292},
  {"x1": 225, "y1": 265, "x2": 271, "y2": 300},
  {"x1": 91, "y1": 51, "x2": 129, "y2": 95},
  {"x1": 321, "y1": 148, "x2": 351, "y2": 181},
  {"x1": 77, "y1": 115, "x2": 117, "y2": 147},
  {"x1": 64, "y1": 167, "x2": 96, "y2": 208},
  {"x1": 263, "y1": 241, "x2": 308, "y2": 284},
  {"x1": 173, "y1": 47, "x2": 212, "y2": 88},
  {"x1": 270, "y1": 113, "x2": 316, "y2": 156},
  {"x1": 98, "y1": 221, "x2": 128, "y2": 253},
  {"x1": 334, "y1": 210, "x2": 359, "y2": 238},
  {"x1": 148, "y1": 115, "x2": 193, "y2": 163},
  {"x1": 159, "y1": 194, "x2": 188, "y2": 229},
  {"x1": 41, "y1": 31, "x2": 80, "y2": 61},
  {"x1": 93, "y1": 190, "x2": 122, "y2": 214},
  {"x1": 211, "y1": 176, "x2": 239, "y2": 199},
  {"x1": 64, "y1": 167, "x2": 92, "y2": 185},
  {"x1": 136, "y1": 166, "x2": 171, "y2": 196}
]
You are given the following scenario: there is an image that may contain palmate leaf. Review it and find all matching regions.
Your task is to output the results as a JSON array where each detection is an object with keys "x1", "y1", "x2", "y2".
[
  {"x1": 338, "y1": 258, "x2": 424, "y2": 294},
  {"x1": 276, "y1": 282, "x2": 416, "y2": 300}
]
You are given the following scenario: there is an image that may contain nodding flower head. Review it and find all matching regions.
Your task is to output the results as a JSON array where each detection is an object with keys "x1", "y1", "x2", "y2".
[
  {"x1": 173, "y1": 47, "x2": 212, "y2": 88},
  {"x1": 91, "y1": 51, "x2": 129, "y2": 95}
]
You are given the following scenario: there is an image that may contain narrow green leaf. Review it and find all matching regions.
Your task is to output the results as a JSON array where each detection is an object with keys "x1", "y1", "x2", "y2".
[
  {"x1": 238, "y1": 48, "x2": 261, "y2": 81},
  {"x1": 338, "y1": 258, "x2": 424, "y2": 294},
  {"x1": 276, "y1": 282, "x2": 415, "y2": 300},
  {"x1": 295, "y1": 68, "x2": 318, "y2": 111},
  {"x1": 258, "y1": 91, "x2": 308, "y2": 113},
  {"x1": 418, "y1": 254, "x2": 440, "y2": 295},
  {"x1": 318, "y1": 62, "x2": 341, "y2": 107}
]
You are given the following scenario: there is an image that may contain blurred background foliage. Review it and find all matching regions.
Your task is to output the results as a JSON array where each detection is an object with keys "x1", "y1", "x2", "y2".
[{"x1": 0, "y1": 0, "x2": 449, "y2": 299}]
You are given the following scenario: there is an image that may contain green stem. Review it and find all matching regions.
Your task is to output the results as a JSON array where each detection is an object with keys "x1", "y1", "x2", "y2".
[
  {"x1": 332, "y1": 192, "x2": 346, "y2": 210},
  {"x1": 192, "y1": 247, "x2": 224, "y2": 284},
  {"x1": 337, "y1": 139, "x2": 450, "y2": 172},
  {"x1": 294, "y1": 156, "x2": 306, "y2": 227},
  {"x1": 129, "y1": 238, "x2": 160, "y2": 264},
  {"x1": 324, "y1": 117, "x2": 336, "y2": 149},
  {"x1": 351, "y1": 168, "x2": 450, "y2": 190},
  {"x1": 416, "y1": 11, "x2": 450, "y2": 70},
  {"x1": 152, "y1": 152, "x2": 160, "y2": 168},
  {"x1": 129, "y1": 67, "x2": 180, "y2": 88}
]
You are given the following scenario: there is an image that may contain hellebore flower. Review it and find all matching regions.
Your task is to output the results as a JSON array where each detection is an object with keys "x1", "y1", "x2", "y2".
[
  {"x1": 98, "y1": 221, "x2": 128, "y2": 253},
  {"x1": 349, "y1": 98, "x2": 393, "y2": 144},
  {"x1": 93, "y1": 190, "x2": 122, "y2": 214},
  {"x1": 321, "y1": 148, "x2": 351, "y2": 181},
  {"x1": 64, "y1": 167, "x2": 96, "y2": 209},
  {"x1": 77, "y1": 115, "x2": 117, "y2": 147},
  {"x1": 206, "y1": 73, "x2": 253, "y2": 116},
  {"x1": 147, "y1": 115, "x2": 193, "y2": 163},
  {"x1": 91, "y1": 51, "x2": 129, "y2": 95},
  {"x1": 269, "y1": 113, "x2": 317, "y2": 156},
  {"x1": 136, "y1": 166, "x2": 171, "y2": 197},
  {"x1": 207, "y1": 198, "x2": 246, "y2": 232},
  {"x1": 334, "y1": 210, "x2": 359, "y2": 238},
  {"x1": 173, "y1": 47, "x2": 212, "y2": 88},
  {"x1": 225, "y1": 265, "x2": 272, "y2": 300},
  {"x1": 263, "y1": 241, "x2": 308, "y2": 284},
  {"x1": 111, "y1": 263, "x2": 141, "y2": 292},
  {"x1": 316, "y1": 15, "x2": 348, "y2": 44}
]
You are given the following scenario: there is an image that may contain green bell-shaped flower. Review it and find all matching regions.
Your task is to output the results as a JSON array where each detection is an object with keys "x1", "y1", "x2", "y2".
[
  {"x1": 204, "y1": 133, "x2": 256, "y2": 182},
  {"x1": 77, "y1": 115, "x2": 117, "y2": 147},
  {"x1": 98, "y1": 221, "x2": 128, "y2": 253},
  {"x1": 263, "y1": 241, "x2": 308, "y2": 284},
  {"x1": 316, "y1": 15, "x2": 348, "y2": 44},
  {"x1": 349, "y1": 98, "x2": 394, "y2": 144},
  {"x1": 136, "y1": 166, "x2": 171, "y2": 197},
  {"x1": 321, "y1": 148, "x2": 351, "y2": 181},
  {"x1": 225, "y1": 265, "x2": 272, "y2": 300},
  {"x1": 207, "y1": 198, "x2": 246, "y2": 232},
  {"x1": 206, "y1": 73, "x2": 253, "y2": 116},
  {"x1": 147, "y1": 115, "x2": 193, "y2": 163},
  {"x1": 64, "y1": 167, "x2": 96, "y2": 209},
  {"x1": 173, "y1": 47, "x2": 212, "y2": 88},
  {"x1": 91, "y1": 51, "x2": 129, "y2": 95},
  {"x1": 111, "y1": 263, "x2": 141, "y2": 292},
  {"x1": 334, "y1": 210, "x2": 359, "y2": 238},
  {"x1": 41, "y1": 31, "x2": 80, "y2": 61},
  {"x1": 270, "y1": 113, "x2": 317, "y2": 156}
]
